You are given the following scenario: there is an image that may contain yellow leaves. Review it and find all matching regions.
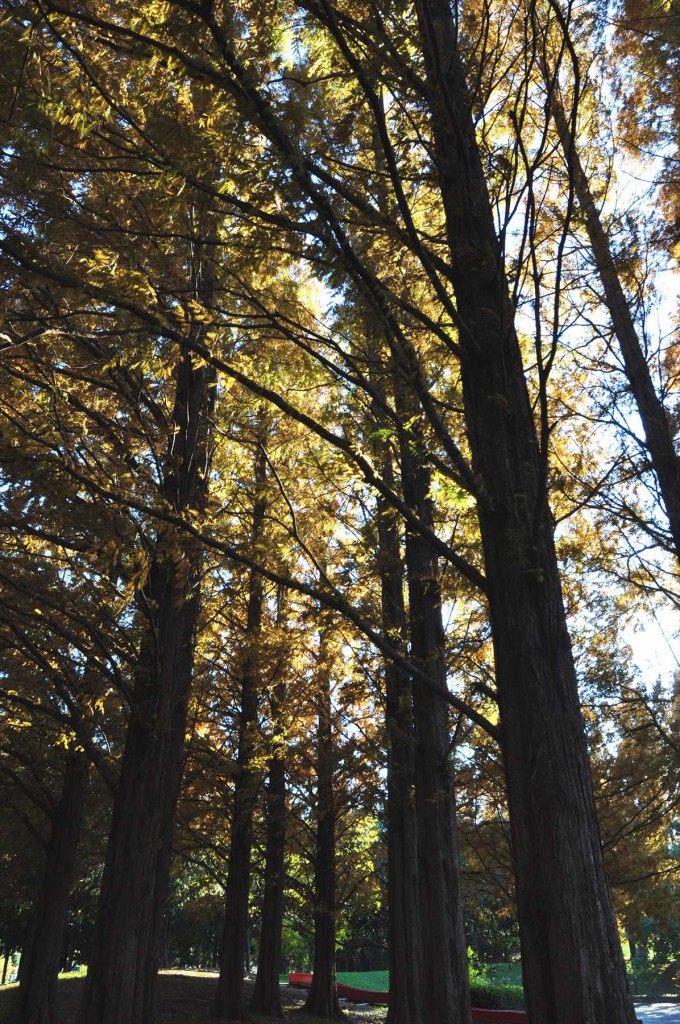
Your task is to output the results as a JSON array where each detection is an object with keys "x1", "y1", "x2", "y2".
[
  {"x1": 431, "y1": 471, "x2": 475, "y2": 513},
  {"x1": 78, "y1": 251, "x2": 156, "y2": 307},
  {"x1": 5, "y1": 715, "x2": 34, "y2": 730},
  {"x1": 478, "y1": 700, "x2": 499, "y2": 728},
  {"x1": 92, "y1": 248, "x2": 118, "y2": 271},
  {"x1": 298, "y1": 275, "x2": 329, "y2": 319},
  {"x1": 91, "y1": 695, "x2": 107, "y2": 717},
  {"x1": 275, "y1": 24, "x2": 298, "y2": 69},
  {"x1": 54, "y1": 730, "x2": 78, "y2": 750},
  {"x1": 186, "y1": 299, "x2": 213, "y2": 324},
  {"x1": 199, "y1": 111, "x2": 218, "y2": 132}
]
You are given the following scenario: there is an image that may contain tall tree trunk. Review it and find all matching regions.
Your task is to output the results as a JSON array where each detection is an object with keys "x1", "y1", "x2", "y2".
[
  {"x1": 139, "y1": 806, "x2": 176, "y2": 1017},
  {"x1": 398, "y1": 412, "x2": 471, "y2": 1024},
  {"x1": 414, "y1": 3, "x2": 638, "y2": 1022},
  {"x1": 18, "y1": 752, "x2": 87, "y2": 1024},
  {"x1": 78, "y1": 245, "x2": 217, "y2": 1024},
  {"x1": 547, "y1": 81, "x2": 680, "y2": 561},
  {"x1": 304, "y1": 645, "x2": 343, "y2": 1020},
  {"x1": 374, "y1": 432, "x2": 423, "y2": 1024},
  {"x1": 77, "y1": 541, "x2": 203, "y2": 1024},
  {"x1": 212, "y1": 445, "x2": 267, "y2": 1022},
  {"x1": 249, "y1": 746, "x2": 287, "y2": 1018},
  {"x1": 250, "y1": 583, "x2": 289, "y2": 1019}
]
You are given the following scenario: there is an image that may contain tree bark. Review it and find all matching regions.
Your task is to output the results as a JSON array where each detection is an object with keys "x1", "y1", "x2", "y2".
[
  {"x1": 375, "y1": 441, "x2": 423, "y2": 1024},
  {"x1": 414, "y1": 3, "x2": 638, "y2": 1022},
  {"x1": 548, "y1": 84, "x2": 680, "y2": 562},
  {"x1": 78, "y1": 246, "x2": 217, "y2": 1024},
  {"x1": 249, "y1": 747, "x2": 287, "y2": 1019},
  {"x1": 398, "y1": 413, "x2": 471, "y2": 1024},
  {"x1": 18, "y1": 752, "x2": 87, "y2": 1024},
  {"x1": 77, "y1": 540, "x2": 203, "y2": 1024},
  {"x1": 304, "y1": 645, "x2": 343, "y2": 1020},
  {"x1": 212, "y1": 445, "x2": 267, "y2": 1022},
  {"x1": 139, "y1": 802, "x2": 176, "y2": 1017}
]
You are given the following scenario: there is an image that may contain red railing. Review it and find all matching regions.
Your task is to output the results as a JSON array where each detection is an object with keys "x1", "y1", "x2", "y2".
[{"x1": 287, "y1": 973, "x2": 528, "y2": 1023}]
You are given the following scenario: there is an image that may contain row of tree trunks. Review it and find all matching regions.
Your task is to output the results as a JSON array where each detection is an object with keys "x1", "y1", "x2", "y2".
[
  {"x1": 369, "y1": 315, "x2": 468, "y2": 1022},
  {"x1": 413, "y1": 2, "x2": 638, "y2": 1022},
  {"x1": 377, "y1": 453, "x2": 423, "y2": 1024},
  {"x1": 212, "y1": 443, "x2": 268, "y2": 1022},
  {"x1": 78, "y1": 239, "x2": 217, "y2": 1024},
  {"x1": 398, "y1": 408, "x2": 472, "y2": 1024},
  {"x1": 18, "y1": 752, "x2": 88, "y2": 1024}
]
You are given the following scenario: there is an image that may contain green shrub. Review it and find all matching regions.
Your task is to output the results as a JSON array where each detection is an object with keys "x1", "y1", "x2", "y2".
[
  {"x1": 469, "y1": 981, "x2": 526, "y2": 1010},
  {"x1": 281, "y1": 924, "x2": 312, "y2": 971}
]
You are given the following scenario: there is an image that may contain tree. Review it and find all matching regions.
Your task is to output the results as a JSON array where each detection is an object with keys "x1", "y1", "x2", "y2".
[
  {"x1": 0, "y1": 3, "x2": 675, "y2": 1023},
  {"x1": 405, "y1": 1, "x2": 637, "y2": 1019},
  {"x1": 77, "y1": 249, "x2": 218, "y2": 1022},
  {"x1": 250, "y1": 588, "x2": 291, "y2": 1020},
  {"x1": 17, "y1": 751, "x2": 88, "y2": 1024},
  {"x1": 212, "y1": 439, "x2": 268, "y2": 1022},
  {"x1": 302, "y1": 622, "x2": 344, "y2": 1020},
  {"x1": 537, "y1": 11, "x2": 680, "y2": 562}
]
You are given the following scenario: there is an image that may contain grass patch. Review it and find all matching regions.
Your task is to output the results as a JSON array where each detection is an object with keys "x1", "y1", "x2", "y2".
[
  {"x1": 333, "y1": 969, "x2": 525, "y2": 1010},
  {"x1": 484, "y1": 963, "x2": 523, "y2": 987},
  {"x1": 337, "y1": 971, "x2": 389, "y2": 991}
]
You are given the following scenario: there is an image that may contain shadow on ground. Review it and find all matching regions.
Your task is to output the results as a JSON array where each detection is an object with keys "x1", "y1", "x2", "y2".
[{"x1": 0, "y1": 972, "x2": 388, "y2": 1024}]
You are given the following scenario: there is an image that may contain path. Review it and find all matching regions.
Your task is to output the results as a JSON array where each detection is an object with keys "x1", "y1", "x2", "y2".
[{"x1": 636, "y1": 1004, "x2": 680, "y2": 1023}]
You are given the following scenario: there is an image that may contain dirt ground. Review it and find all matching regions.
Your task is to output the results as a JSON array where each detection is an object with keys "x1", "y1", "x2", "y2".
[{"x1": 0, "y1": 971, "x2": 388, "y2": 1024}]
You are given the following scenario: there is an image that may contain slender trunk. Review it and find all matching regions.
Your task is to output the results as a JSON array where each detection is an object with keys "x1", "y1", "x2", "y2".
[
  {"x1": 211, "y1": 607, "x2": 260, "y2": 1022},
  {"x1": 383, "y1": 586, "x2": 422, "y2": 1024},
  {"x1": 213, "y1": 446, "x2": 267, "y2": 1022},
  {"x1": 548, "y1": 85, "x2": 680, "y2": 560},
  {"x1": 250, "y1": 716, "x2": 287, "y2": 1017},
  {"x1": 414, "y1": 3, "x2": 637, "y2": 1022},
  {"x1": 78, "y1": 244, "x2": 216, "y2": 1024},
  {"x1": 398, "y1": 412, "x2": 471, "y2": 1024},
  {"x1": 18, "y1": 753, "x2": 87, "y2": 1024},
  {"x1": 375, "y1": 438, "x2": 422, "y2": 1024},
  {"x1": 304, "y1": 655, "x2": 343, "y2": 1020}
]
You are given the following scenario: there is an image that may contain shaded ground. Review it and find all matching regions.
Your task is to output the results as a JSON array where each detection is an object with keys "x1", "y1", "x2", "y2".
[{"x1": 0, "y1": 972, "x2": 388, "y2": 1024}]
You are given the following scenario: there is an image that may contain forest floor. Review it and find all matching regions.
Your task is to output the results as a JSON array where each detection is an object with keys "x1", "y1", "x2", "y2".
[{"x1": 0, "y1": 971, "x2": 388, "y2": 1024}]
